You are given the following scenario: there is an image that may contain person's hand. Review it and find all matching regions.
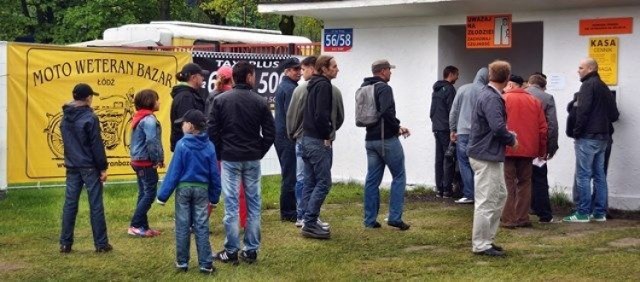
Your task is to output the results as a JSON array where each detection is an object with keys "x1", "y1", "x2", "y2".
[
  {"x1": 511, "y1": 138, "x2": 519, "y2": 150},
  {"x1": 324, "y1": 139, "x2": 332, "y2": 148},
  {"x1": 154, "y1": 162, "x2": 165, "y2": 169},
  {"x1": 450, "y1": 132, "x2": 457, "y2": 143},
  {"x1": 99, "y1": 170, "x2": 108, "y2": 182},
  {"x1": 399, "y1": 127, "x2": 411, "y2": 138}
]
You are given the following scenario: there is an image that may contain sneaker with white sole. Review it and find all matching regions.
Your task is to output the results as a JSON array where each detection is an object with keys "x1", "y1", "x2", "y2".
[
  {"x1": 455, "y1": 197, "x2": 474, "y2": 204},
  {"x1": 563, "y1": 212, "x2": 590, "y2": 223},
  {"x1": 295, "y1": 219, "x2": 304, "y2": 228},
  {"x1": 590, "y1": 214, "x2": 607, "y2": 222}
]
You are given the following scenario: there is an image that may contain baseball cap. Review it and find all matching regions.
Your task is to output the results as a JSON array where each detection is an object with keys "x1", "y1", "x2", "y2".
[
  {"x1": 509, "y1": 74, "x2": 524, "y2": 86},
  {"x1": 174, "y1": 109, "x2": 207, "y2": 129},
  {"x1": 217, "y1": 66, "x2": 233, "y2": 80},
  {"x1": 180, "y1": 63, "x2": 210, "y2": 77},
  {"x1": 280, "y1": 57, "x2": 301, "y2": 72},
  {"x1": 72, "y1": 83, "x2": 99, "y2": 100},
  {"x1": 371, "y1": 59, "x2": 396, "y2": 73}
]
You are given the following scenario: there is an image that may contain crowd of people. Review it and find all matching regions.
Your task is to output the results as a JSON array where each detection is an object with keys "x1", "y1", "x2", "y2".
[{"x1": 56, "y1": 54, "x2": 618, "y2": 272}]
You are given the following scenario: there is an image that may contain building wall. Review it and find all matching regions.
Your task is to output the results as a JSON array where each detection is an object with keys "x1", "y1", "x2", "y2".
[
  {"x1": 323, "y1": 6, "x2": 640, "y2": 209},
  {"x1": 0, "y1": 42, "x2": 7, "y2": 190}
]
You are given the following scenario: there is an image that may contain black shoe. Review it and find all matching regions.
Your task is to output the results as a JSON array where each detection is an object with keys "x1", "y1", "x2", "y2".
[
  {"x1": 95, "y1": 244, "x2": 113, "y2": 253},
  {"x1": 474, "y1": 247, "x2": 505, "y2": 257},
  {"x1": 199, "y1": 266, "x2": 215, "y2": 274},
  {"x1": 517, "y1": 222, "x2": 533, "y2": 228},
  {"x1": 366, "y1": 222, "x2": 382, "y2": 228},
  {"x1": 301, "y1": 223, "x2": 331, "y2": 239},
  {"x1": 240, "y1": 250, "x2": 257, "y2": 264},
  {"x1": 60, "y1": 245, "x2": 72, "y2": 253},
  {"x1": 214, "y1": 250, "x2": 239, "y2": 265},
  {"x1": 443, "y1": 191, "x2": 452, "y2": 199},
  {"x1": 281, "y1": 216, "x2": 297, "y2": 222},
  {"x1": 388, "y1": 221, "x2": 410, "y2": 231},
  {"x1": 436, "y1": 192, "x2": 443, "y2": 198},
  {"x1": 491, "y1": 244, "x2": 504, "y2": 252}
]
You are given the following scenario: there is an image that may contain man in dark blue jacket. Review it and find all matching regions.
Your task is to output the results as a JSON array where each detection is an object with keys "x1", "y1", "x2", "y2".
[
  {"x1": 274, "y1": 57, "x2": 302, "y2": 222},
  {"x1": 300, "y1": 55, "x2": 339, "y2": 239},
  {"x1": 468, "y1": 61, "x2": 517, "y2": 257},
  {"x1": 59, "y1": 83, "x2": 112, "y2": 253}
]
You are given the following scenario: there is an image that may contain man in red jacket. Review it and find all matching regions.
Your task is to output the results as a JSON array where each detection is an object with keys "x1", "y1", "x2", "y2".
[{"x1": 501, "y1": 75, "x2": 548, "y2": 228}]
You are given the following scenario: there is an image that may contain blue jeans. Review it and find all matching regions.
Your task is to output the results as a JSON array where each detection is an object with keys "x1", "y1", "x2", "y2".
[
  {"x1": 175, "y1": 187, "x2": 212, "y2": 268},
  {"x1": 363, "y1": 137, "x2": 406, "y2": 227},
  {"x1": 301, "y1": 136, "x2": 332, "y2": 225},
  {"x1": 60, "y1": 168, "x2": 109, "y2": 248},
  {"x1": 574, "y1": 138, "x2": 608, "y2": 216},
  {"x1": 456, "y1": 134, "x2": 475, "y2": 199},
  {"x1": 221, "y1": 160, "x2": 262, "y2": 252},
  {"x1": 130, "y1": 166, "x2": 158, "y2": 229},
  {"x1": 295, "y1": 139, "x2": 305, "y2": 220},
  {"x1": 275, "y1": 133, "x2": 297, "y2": 219}
]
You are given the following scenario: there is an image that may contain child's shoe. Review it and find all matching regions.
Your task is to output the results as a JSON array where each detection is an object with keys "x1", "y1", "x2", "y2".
[{"x1": 175, "y1": 262, "x2": 188, "y2": 272}]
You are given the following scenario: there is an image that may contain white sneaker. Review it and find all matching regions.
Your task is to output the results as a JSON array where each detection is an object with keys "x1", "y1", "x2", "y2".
[
  {"x1": 455, "y1": 197, "x2": 474, "y2": 204},
  {"x1": 295, "y1": 219, "x2": 304, "y2": 228}
]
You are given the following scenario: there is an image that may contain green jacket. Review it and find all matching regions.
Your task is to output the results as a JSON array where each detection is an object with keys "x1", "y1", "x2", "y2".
[{"x1": 286, "y1": 80, "x2": 344, "y2": 141}]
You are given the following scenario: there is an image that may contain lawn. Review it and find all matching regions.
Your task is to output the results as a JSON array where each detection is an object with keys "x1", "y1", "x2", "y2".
[{"x1": 1, "y1": 176, "x2": 639, "y2": 281}]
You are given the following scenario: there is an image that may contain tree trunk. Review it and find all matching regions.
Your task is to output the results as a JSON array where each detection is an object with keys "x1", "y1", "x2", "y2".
[
  {"x1": 20, "y1": 0, "x2": 29, "y2": 17},
  {"x1": 279, "y1": 16, "x2": 295, "y2": 35},
  {"x1": 159, "y1": 0, "x2": 171, "y2": 20}
]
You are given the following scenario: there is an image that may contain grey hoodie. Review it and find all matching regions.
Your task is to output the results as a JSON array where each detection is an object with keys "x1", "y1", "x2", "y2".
[{"x1": 449, "y1": 67, "x2": 489, "y2": 134}]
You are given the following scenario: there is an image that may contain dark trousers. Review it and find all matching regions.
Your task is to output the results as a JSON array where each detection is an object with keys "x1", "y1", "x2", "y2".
[
  {"x1": 531, "y1": 164, "x2": 553, "y2": 222},
  {"x1": 130, "y1": 166, "x2": 158, "y2": 229},
  {"x1": 434, "y1": 131, "x2": 454, "y2": 195},
  {"x1": 275, "y1": 133, "x2": 297, "y2": 219},
  {"x1": 502, "y1": 157, "x2": 533, "y2": 226},
  {"x1": 300, "y1": 136, "x2": 333, "y2": 225}
]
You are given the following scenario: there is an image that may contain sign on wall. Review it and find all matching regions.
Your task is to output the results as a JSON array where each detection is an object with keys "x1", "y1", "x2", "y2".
[
  {"x1": 193, "y1": 52, "x2": 291, "y2": 106},
  {"x1": 466, "y1": 14, "x2": 512, "y2": 49},
  {"x1": 580, "y1": 17, "x2": 633, "y2": 36},
  {"x1": 588, "y1": 37, "x2": 618, "y2": 85},
  {"x1": 6, "y1": 43, "x2": 190, "y2": 183},
  {"x1": 323, "y1": 28, "x2": 353, "y2": 52}
]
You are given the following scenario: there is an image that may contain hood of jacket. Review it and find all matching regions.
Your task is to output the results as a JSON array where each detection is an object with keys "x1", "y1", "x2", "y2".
[
  {"x1": 361, "y1": 76, "x2": 386, "y2": 87},
  {"x1": 432, "y1": 79, "x2": 452, "y2": 91},
  {"x1": 62, "y1": 101, "x2": 93, "y2": 123},
  {"x1": 473, "y1": 67, "x2": 489, "y2": 85},
  {"x1": 171, "y1": 82, "x2": 197, "y2": 98},
  {"x1": 180, "y1": 133, "x2": 210, "y2": 151},
  {"x1": 308, "y1": 74, "x2": 330, "y2": 90}
]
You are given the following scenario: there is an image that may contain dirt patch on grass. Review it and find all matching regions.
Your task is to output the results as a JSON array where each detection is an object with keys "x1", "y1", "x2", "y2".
[
  {"x1": 608, "y1": 238, "x2": 640, "y2": 248},
  {"x1": 0, "y1": 262, "x2": 26, "y2": 272}
]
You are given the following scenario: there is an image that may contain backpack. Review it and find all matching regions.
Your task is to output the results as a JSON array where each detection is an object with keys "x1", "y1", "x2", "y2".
[{"x1": 355, "y1": 82, "x2": 383, "y2": 127}]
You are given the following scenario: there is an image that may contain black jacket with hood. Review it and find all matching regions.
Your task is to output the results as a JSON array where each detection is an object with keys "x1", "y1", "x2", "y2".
[
  {"x1": 60, "y1": 102, "x2": 108, "y2": 171},
  {"x1": 361, "y1": 76, "x2": 401, "y2": 141},
  {"x1": 430, "y1": 80, "x2": 456, "y2": 132},
  {"x1": 304, "y1": 74, "x2": 333, "y2": 140},
  {"x1": 170, "y1": 83, "x2": 206, "y2": 151}
]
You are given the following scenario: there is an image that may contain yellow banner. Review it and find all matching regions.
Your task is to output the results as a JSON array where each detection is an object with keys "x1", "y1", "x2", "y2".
[
  {"x1": 588, "y1": 37, "x2": 618, "y2": 85},
  {"x1": 7, "y1": 43, "x2": 190, "y2": 183}
]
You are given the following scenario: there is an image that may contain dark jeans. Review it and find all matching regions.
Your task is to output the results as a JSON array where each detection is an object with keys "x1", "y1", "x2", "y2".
[
  {"x1": 130, "y1": 166, "x2": 158, "y2": 229},
  {"x1": 175, "y1": 187, "x2": 212, "y2": 268},
  {"x1": 300, "y1": 136, "x2": 333, "y2": 225},
  {"x1": 60, "y1": 168, "x2": 109, "y2": 248},
  {"x1": 531, "y1": 164, "x2": 553, "y2": 221},
  {"x1": 275, "y1": 133, "x2": 297, "y2": 219},
  {"x1": 434, "y1": 131, "x2": 454, "y2": 194}
]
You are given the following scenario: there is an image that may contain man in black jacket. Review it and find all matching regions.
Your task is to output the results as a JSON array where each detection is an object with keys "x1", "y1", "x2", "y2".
[
  {"x1": 209, "y1": 61, "x2": 275, "y2": 264},
  {"x1": 59, "y1": 83, "x2": 112, "y2": 253},
  {"x1": 361, "y1": 59, "x2": 411, "y2": 230},
  {"x1": 300, "y1": 55, "x2": 339, "y2": 239},
  {"x1": 563, "y1": 58, "x2": 619, "y2": 223},
  {"x1": 430, "y1": 65, "x2": 458, "y2": 198}
]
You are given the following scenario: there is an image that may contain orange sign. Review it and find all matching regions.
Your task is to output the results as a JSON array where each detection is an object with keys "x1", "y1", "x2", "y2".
[
  {"x1": 580, "y1": 17, "x2": 633, "y2": 35},
  {"x1": 466, "y1": 14, "x2": 512, "y2": 49}
]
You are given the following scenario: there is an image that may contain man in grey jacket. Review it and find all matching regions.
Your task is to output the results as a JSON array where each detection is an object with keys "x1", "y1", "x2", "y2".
[
  {"x1": 468, "y1": 60, "x2": 518, "y2": 257},
  {"x1": 525, "y1": 74, "x2": 559, "y2": 223},
  {"x1": 449, "y1": 67, "x2": 489, "y2": 204}
]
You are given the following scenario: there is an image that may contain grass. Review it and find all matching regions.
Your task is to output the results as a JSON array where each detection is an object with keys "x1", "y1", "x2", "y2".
[{"x1": 1, "y1": 175, "x2": 639, "y2": 281}]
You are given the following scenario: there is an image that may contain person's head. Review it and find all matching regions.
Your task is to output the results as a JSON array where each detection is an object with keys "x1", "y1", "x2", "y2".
[
  {"x1": 578, "y1": 58, "x2": 598, "y2": 79},
  {"x1": 443, "y1": 65, "x2": 459, "y2": 84},
  {"x1": 175, "y1": 109, "x2": 206, "y2": 135},
  {"x1": 134, "y1": 89, "x2": 160, "y2": 111},
  {"x1": 177, "y1": 63, "x2": 209, "y2": 89},
  {"x1": 488, "y1": 60, "x2": 511, "y2": 89},
  {"x1": 371, "y1": 59, "x2": 396, "y2": 82},
  {"x1": 72, "y1": 83, "x2": 99, "y2": 105},
  {"x1": 315, "y1": 55, "x2": 338, "y2": 80},
  {"x1": 301, "y1": 56, "x2": 317, "y2": 81},
  {"x1": 505, "y1": 74, "x2": 524, "y2": 92},
  {"x1": 280, "y1": 57, "x2": 302, "y2": 82},
  {"x1": 532, "y1": 71, "x2": 547, "y2": 80},
  {"x1": 232, "y1": 61, "x2": 256, "y2": 87},
  {"x1": 528, "y1": 74, "x2": 547, "y2": 89},
  {"x1": 215, "y1": 66, "x2": 233, "y2": 91}
]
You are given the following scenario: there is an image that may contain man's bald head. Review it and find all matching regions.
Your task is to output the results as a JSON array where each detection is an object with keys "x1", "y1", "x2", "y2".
[{"x1": 578, "y1": 57, "x2": 598, "y2": 79}]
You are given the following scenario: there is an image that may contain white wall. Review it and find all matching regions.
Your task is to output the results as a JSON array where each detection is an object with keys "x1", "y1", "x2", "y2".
[
  {"x1": 0, "y1": 42, "x2": 7, "y2": 191},
  {"x1": 324, "y1": 6, "x2": 640, "y2": 210}
]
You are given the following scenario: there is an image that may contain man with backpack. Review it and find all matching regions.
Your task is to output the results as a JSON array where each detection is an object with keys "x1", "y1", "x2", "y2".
[{"x1": 357, "y1": 59, "x2": 411, "y2": 230}]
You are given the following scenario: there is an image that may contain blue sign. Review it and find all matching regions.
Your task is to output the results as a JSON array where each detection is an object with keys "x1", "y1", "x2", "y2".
[{"x1": 324, "y1": 28, "x2": 353, "y2": 52}]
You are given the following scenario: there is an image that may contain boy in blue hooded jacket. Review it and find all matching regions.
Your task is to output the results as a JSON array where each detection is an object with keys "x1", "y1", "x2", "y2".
[{"x1": 157, "y1": 109, "x2": 221, "y2": 274}]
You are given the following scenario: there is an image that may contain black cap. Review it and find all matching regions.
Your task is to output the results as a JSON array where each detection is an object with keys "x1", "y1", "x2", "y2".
[
  {"x1": 280, "y1": 57, "x2": 301, "y2": 72},
  {"x1": 509, "y1": 74, "x2": 524, "y2": 86},
  {"x1": 72, "y1": 83, "x2": 99, "y2": 100},
  {"x1": 181, "y1": 63, "x2": 210, "y2": 77},
  {"x1": 174, "y1": 109, "x2": 206, "y2": 129}
]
